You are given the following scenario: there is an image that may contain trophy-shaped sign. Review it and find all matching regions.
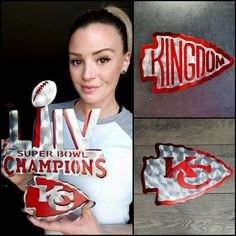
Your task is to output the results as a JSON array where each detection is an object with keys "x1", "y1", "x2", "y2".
[{"x1": 2, "y1": 80, "x2": 107, "y2": 219}]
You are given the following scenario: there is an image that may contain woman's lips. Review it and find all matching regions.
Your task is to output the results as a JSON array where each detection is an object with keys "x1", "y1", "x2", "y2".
[{"x1": 81, "y1": 85, "x2": 100, "y2": 93}]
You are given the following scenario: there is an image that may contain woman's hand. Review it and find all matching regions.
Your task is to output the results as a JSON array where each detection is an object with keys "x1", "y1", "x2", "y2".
[
  {"x1": 28, "y1": 200, "x2": 104, "y2": 235},
  {"x1": 28, "y1": 200, "x2": 132, "y2": 235},
  {"x1": 1, "y1": 138, "x2": 33, "y2": 191}
]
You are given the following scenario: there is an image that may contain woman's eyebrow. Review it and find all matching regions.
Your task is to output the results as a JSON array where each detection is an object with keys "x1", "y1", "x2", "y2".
[
  {"x1": 69, "y1": 48, "x2": 115, "y2": 57},
  {"x1": 92, "y1": 48, "x2": 115, "y2": 55},
  {"x1": 69, "y1": 52, "x2": 82, "y2": 57}
]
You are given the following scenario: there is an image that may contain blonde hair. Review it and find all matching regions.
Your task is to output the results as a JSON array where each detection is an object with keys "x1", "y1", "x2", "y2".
[{"x1": 105, "y1": 6, "x2": 133, "y2": 54}]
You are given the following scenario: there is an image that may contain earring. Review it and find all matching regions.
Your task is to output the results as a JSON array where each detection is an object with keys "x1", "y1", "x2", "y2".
[{"x1": 121, "y1": 70, "x2": 126, "y2": 74}]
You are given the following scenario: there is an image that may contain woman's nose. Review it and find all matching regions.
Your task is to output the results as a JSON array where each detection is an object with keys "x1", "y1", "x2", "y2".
[{"x1": 82, "y1": 62, "x2": 95, "y2": 81}]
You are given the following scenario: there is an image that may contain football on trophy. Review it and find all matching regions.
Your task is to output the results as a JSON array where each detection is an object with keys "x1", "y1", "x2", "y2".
[{"x1": 32, "y1": 80, "x2": 57, "y2": 107}]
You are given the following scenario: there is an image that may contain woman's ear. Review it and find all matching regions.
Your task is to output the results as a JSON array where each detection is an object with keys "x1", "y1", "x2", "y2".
[{"x1": 121, "y1": 51, "x2": 131, "y2": 74}]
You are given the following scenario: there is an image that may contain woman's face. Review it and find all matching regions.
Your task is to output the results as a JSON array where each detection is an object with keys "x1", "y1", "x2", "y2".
[{"x1": 69, "y1": 23, "x2": 130, "y2": 106}]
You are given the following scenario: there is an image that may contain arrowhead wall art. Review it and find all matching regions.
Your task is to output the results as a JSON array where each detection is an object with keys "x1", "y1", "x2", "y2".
[
  {"x1": 139, "y1": 33, "x2": 234, "y2": 93},
  {"x1": 141, "y1": 143, "x2": 233, "y2": 205}
]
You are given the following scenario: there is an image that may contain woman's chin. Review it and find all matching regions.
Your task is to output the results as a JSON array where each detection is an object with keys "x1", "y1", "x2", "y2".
[{"x1": 80, "y1": 94, "x2": 101, "y2": 106}]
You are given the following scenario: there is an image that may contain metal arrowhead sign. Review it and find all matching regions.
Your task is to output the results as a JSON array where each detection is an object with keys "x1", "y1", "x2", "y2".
[
  {"x1": 139, "y1": 33, "x2": 234, "y2": 93},
  {"x1": 141, "y1": 143, "x2": 233, "y2": 205},
  {"x1": 24, "y1": 176, "x2": 89, "y2": 219}
]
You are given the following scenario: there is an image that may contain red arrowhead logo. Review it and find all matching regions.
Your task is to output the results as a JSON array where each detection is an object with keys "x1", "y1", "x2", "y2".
[
  {"x1": 139, "y1": 33, "x2": 234, "y2": 93},
  {"x1": 24, "y1": 176, "x2": 89, "y2": 219},
  {"x1": 141, "y1": 143, "x2": 233, "y2": 205}
]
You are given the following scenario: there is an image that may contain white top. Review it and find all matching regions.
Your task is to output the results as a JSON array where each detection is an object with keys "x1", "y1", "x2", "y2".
[{"x1": 48, "y1": 100, "x2": 133, "y2": 225}]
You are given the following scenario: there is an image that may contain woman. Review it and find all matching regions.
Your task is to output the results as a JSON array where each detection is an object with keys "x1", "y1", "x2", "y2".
[{"x1": 1, "y1": 5, "x2": 133, "y2": 235}]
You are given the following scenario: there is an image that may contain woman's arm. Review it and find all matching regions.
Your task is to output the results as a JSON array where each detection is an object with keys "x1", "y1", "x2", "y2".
[
  {"x1": 1, "y1": 138, "x2": 33, "y2": 191},
  {"x1": 1, "y1": 167, "x2": 33, "y2": 191}
]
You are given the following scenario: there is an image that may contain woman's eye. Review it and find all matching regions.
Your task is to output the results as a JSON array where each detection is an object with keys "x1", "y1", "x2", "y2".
[
  {"x1": 71, "y1": 60, "x2": 81, "y2": 66},
  {"x1": 97, "y1": 58, "x2": 110, "y2": 64}
]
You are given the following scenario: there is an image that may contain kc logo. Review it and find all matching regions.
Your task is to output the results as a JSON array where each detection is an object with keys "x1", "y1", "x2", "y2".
[
  {"x1": 141, "y1": 143, "x2": 233, "y2": 205},
  {"x1": 24, "y1": 176, "x2": 89, "y2": 219},
  {"x1": 164, "y1": 156, "x2": 211, "y2": 189},
  {"x1": 38, "y1": 185, "x2": 74, "y2": 211},
  {"x1": 139, "y1": 32, "x2": 234, "y2": 93}
]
